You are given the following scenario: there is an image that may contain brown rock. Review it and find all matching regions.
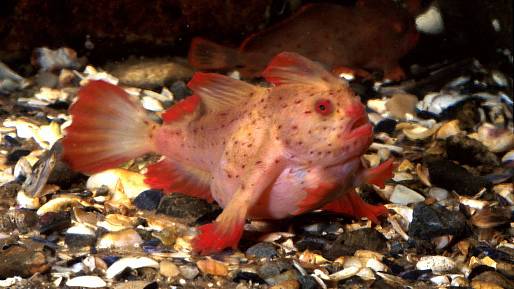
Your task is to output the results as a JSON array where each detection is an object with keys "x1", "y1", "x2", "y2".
[{"x1": 0, "y1": 245, "x2": 49, "y2": 278}]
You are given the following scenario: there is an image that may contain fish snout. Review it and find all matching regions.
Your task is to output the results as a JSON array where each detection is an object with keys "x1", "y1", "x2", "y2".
[{"x1": 344, "y1": 103, "x2": 373, "y2": 141}]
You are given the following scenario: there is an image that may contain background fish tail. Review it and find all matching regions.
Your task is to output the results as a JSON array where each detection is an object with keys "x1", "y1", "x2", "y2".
[
  {"x1": 188, "y1": 37, "x2": 241, "y2": 71},
  {"x1": 62, "y1": 80, "x2": 157, "y2": 174}
]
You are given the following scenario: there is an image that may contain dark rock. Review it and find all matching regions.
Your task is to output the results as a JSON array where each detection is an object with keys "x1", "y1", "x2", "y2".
[
  {"x1": 157, "y1": 193, "x2": 216, "y2": 223},
  {"x1": 374, "y1": 118, "x2": 397, "y2": 135},
  {"x1": 233, "y1": 271, "x2": 266, "y2": 284},
  {"x1": 296, "y1": 236, "x2": 330, "y2": 252},
  {"x1": 323, "y1": 228, "x2": 387, "y2": 260},
  {"x1": 371, "y1": 277, "x2": 397, "y2": 289},
  {"x1": 134, "y1": 190, "x2": 163, "y2": 211},
  {"x1": 338, "y1": 276, "x2": 368, "y2": 288},
  {"x1": 409, "y1": 203, "x2": 469, "y2": 240},
  {"x1": 445, "y1": 135, "x2": 499, "y2": 167},
  {"x1": 425, "y1": 158, "x2": 490, "y2": 195},
  {"x1": 399, "y1": 269, "x2": 432, "y2": 281},
  {"x1": 298, "y1": 275, "x2": 319, "y2": 289},
  {"x1": 257, "y1": 260, "x2": 292, "y2": 280},
  {"x1": 0, "y1": 245, "x2": 49, "y2": 278},
  {"x1": 3, "y1": 135, "x2": 21, "y2": 147},
  {"x1": 38, "y1": 211, "x2": 71, "y2": 235},
  {"x1": 0, "y1": 181, "x2": 21, "y2": 206},
  {"x1": 6, "y1": 149, "x2": 30, "y2": 165},
  {"x1": 64, "y1": 233, "x2": 96, "y2": 248},
  {"x1": 169, "y1": 80, "x2": 192, "y2": 101},
  {"x1": 246, "y1": 242, "x2": 278, "y2": 259}
]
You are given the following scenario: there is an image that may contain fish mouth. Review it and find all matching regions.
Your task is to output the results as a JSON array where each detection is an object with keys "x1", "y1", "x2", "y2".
[{"x1": 346, "y1": 116, "x2": 372, "y2": 140}]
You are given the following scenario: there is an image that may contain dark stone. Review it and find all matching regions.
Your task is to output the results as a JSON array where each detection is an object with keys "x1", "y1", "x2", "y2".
[
  {"x1": 134, "y1": 190, "x2": 164, "y2": 211},
  {"x1": 233, "y1": 271, "x2": 266, "y2": 284},
  {"x1": 374, "y1": 118, "x2": 397, "y2": 135},
  {"x1": 298, "y1": 275, "x2": 319, "y2": 289},
  {"x1": 64, "y1": 233, "x2": 96, "y2": 248},
  {"x1": 257, "y1": 260, "x2": 292, "y2": 280},
  {"x1": 371, "y1": 278, "x2": 397, "y2": 289},
  {"x1": 3, "y1": 135, "x2": 21, "y2": 147},
  {"x1": 6, "y1": 149, "x2": 30, "y2": 165},
  {"x1": 38, "y1": 211, "x2": 71, "y2": 235},
  {"x1": 399, "y1": 269, "x2": 432, "y2": 281},
  {"x1": 296, "y1": 236, "x2": 330, "y2": 252},
  {"x1": 0, "y1": 209, "x2": 38, "y2": 233},
  {"x1": 323, "y1": 228, "x2": 387, "y2": 260},
  {"x1": 425, "y1": 158, "x2": 490, "y2": 195},
  {"x1": 169, "y1": 80, "x2": 192, "y2": 101},
  {"x1": 409, "y1": 203, "x2": 469, "y2": 240},
  {"x1": 47, "y1": 160, "x2": 83, "y2": 189},
  {"x1": 156, "y1": 193, "x2": 216, "y2": 223},
  {"x1": 445, "y1": 135, "x2": 499, "y2": 167},
  {"x1": 246, "y1": 242, "x2": 278, "y2": 259}
]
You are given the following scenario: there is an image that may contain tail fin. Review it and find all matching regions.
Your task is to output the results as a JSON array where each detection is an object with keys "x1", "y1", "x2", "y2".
[
  {"x1": 188, "y1": 37, "x2": 240, "y2": 70},
  {"x1": 62, "y1": 80, "x2": 157, "y2": 174}
]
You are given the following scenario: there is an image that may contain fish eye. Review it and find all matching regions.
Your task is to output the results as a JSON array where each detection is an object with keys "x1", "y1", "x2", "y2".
[{"x1": 315, "y1": 99, "x2": 333, "y2": 115}]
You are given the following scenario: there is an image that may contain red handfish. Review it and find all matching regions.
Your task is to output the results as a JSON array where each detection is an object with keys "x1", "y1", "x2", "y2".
[
  {"x1": 188, "y1": 0, "x2": 419, "y2": 80},
  {"x1": 62, "y1": 52, "x2": 393, "y2": 255}
]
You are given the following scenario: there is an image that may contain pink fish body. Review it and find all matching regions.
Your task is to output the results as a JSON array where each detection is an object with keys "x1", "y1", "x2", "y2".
[{"x1": 63, "y1": 52, "x2": 393, "y2": 254}]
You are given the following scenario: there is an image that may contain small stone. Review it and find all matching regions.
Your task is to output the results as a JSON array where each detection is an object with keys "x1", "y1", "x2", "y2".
[
  {"x1": 6, "y1": 149, "x2": 30, "y2": 165},
  {"x1": 233, "y1": 271, "x2": 266, "y2": 284},
  {"x1": 0, "y1": 245, "x2": 48, "y2": 278},
  {"x1": 169, "y1": 81, "x2": 191, "y2": 101},
  {"x1": 296, "y1": 236, "x2": 330, "y2": 252},
  {"x1": 389, "y1": 185, "x2": 425, "y2": 205},
  {"x1": 38, "y1": 211, "x2": 71, "y2": 234},
  {"x1": 426, "y1": 158, "x2": 490, "y2": 195},
  {"x1": 386, "y1": 93, "x2": 418, "y2": 119},
  {"x1": 97, "y1": 229, "x2": 143, "y2": 249},
  {"x1": 445, "y1": 135, "x2": 499, "y2": 167},
  {"x1": 64, "y1": 225, "x2": 97, "y2": 248},
  {"x1": 409, "y1": 203, "x2": 469, "y2": 240},
  {"x1": 159, "y1": 260, "x2": 180, "y2": 278},
  {"x1": 297, "y1": 275, "x2": 318, "y2": 289},
  {"x1": 270, "y1": 280, "x2": 300, "y2": 289},
  {"x1": 428, "y1": 187, "x2": 448, "y2": 201},
  {"x1": 416, "y1": 255, "x2": 456, "y2": 273},
  {"x1": 86, "y1": 168, "x2": 149, "y2": 199},
  {"x1": 157, "y1": 193, "x2": 216, "y2": 223},
  {"x1": 179, "y1": 265, "x2": 200, "y2": 280},
  {"x1": 258, "y1": 260, "x2": 293, "y2": 280},
  {"x1": 374, "y1": 118, "x2": 397, "y2": 135},
  {"x1": 246, "y1": 242, "x2": 278, "y2": 259},
  {"x1": 323, "y1": 228, "x2": 387, "y2": 260},
  {"x1": 134, "y1": 190, "x2": 163, "y2": 211}
]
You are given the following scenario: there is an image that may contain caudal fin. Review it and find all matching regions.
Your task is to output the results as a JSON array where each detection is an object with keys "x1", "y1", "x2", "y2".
[
  {"x1": 62, "y1": 80, "x2": 157, "y2": 174},
  {"x1": 188, "y1": 37, "x2": 240, "y2": 71}
]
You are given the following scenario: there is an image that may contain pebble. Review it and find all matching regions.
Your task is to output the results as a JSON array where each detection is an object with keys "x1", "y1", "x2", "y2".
[
  {"x1": 168, "y1": 80, "x2": 191, "y2": 101},
  {"x1": 258, "y1": 260, "x2": 293, "y2": 280},
  {"x1": 323, "y1": 228, "x2": 387, "y2": 260},
  {"x1": 97, "y1": 229, "x2": 143, "y2": 249},
  {"x1": 416, "y1": 255, "x2": 456, "y2": 273},
  {"x1": 159, "y1": 260, "x2": 180, "y2": 278},
  {"x1": 233, "y1": 271, "x2": 266, "y2": 284},
  {"x1": 156, "y1": 194, "x2": 216, "y2": 223},
  {"x1": 426, "y1": 158, "x2": 490, "y2": 195},
  {"x1": 0, "y1": 244, "x2": 48, "y2": 278},
  {"x1": 64, "y1": 224, "x2": 97, "y2": 248},
  {"x1": 196, "y1": 258, "x2": 229, "y2": 276},
  {"x1": 428, "y1": 187, "x2": 448, "y2": 201},
  {"x1": 246, "y1": 242, "x2": 278, "y2": 259},
  {"x1": 297, "y1": 275, "x2": 318, "y2": 289},
  {"x1": 65, "y1": 275, "x2": 106, "y2": 288},
  {"x1": 134, "y1": 190, "x2": 163, "y2": 211},
  {"x1": 445, "y1": 135, "x2": 499, "y2": 167},
  {"x1": 409, "y1": 203, "x2": 468, "y2": 240},
  {"x1": 106, "y1": 257, "x2": 159, "y2": 279},
  {"x1": 373, "y1": 118, "x2": 397, "y2": 134},
  {"x1": 389, "y1": 185, "x2": 425, "y2": 205},
  {"x1": 270, "y1": 280, "x2": 300, "y2": 289},
  {"x1": 179, "y1": 265, "x2": 200, "y2": 280}
]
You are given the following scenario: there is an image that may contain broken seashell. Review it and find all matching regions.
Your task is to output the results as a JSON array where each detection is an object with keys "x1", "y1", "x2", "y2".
[
  {"x1": 416, "y1": 256, "x2": 456, "y2": 273},
  {"x1": 459, "y1": 196, "x2": 489, "y2": 210},
  {"x1": 389, "y1": 184, "x2": 425, "y2": 205},
  {"x1": 471, "y1": 207, "x2": 512, "y2": 229},
  {"x1": 392, "y1": 172, "x2": 414, "y2": 182},
  {"x1": 430, "y1": 275, "x2": 450, "y2": 286},
  {"x1": 356, "y1": 267, "x2": 375, "y2": 281},
  {"x1": 97, "y1": 228, "x2": 143, "y2": 249},
  {"x1": 97, "y1": 214, "x2": 138, "y2": 232},
  {"x1": 327, "y1": 267, "x2": 359, "y2": 281},
  {"x1": 299, "y1": 250, "x2": 329, "y2": 266},
  {"x1": 141, "y1": 96, "x2": 164, "y2": 112},
  {"x1": 493, "y1": 183, "x2": 513, "y2": 204},
  {"x1": 402, "y1": 123, "x2": 441, "y2": 140},
  {"x1": 37, "y1": 195, "x2": 92, "y2": 216},
  {"x1": 16, "y1": 190, "x2": 41, "y2": 209},
  {"x1": 477, "y1": 123, "x2": 514, "y2": 153},
  {"x1": 65, "y1": 275, "x2": 106, "y2": 288},
  {"x1": 417, "y1": 92, "x2": 466, "y2": 115},
  {"x1": 416, "y1": 163, "x2": 432, "y2": 187},
  {"x1": 196, "y1": 258, "x2": 229, "y2": 277},
  {"x1": 106, "y1": 256, "x2": 159, "y2": 279},
  {"x1": 428, "y1": 187, "x2": 448, "y2": 201},
  {"x1": 87, "y1": 168, "x2": 149, "y2": 199},
  {"x1": 160, "y1": 260, "x2": 180, "y2": 278},
  {"x1": 32, "y1": 47, "x2": 81, "y2": 71},
  {"x1": 436, "y1": 120, "x2": 461, "y2": 139},
  {"x1": 501, "y1": 150, "x2": 514, "y2": 167},
  {"x1": 365, "y1": 258, "x2": 388, "y2": 272},
  {"x1": 367, "y1": 98, "x2": 388, "y2": 114}
]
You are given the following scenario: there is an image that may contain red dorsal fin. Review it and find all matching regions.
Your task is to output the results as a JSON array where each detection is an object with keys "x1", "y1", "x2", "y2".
[
  {"x1": 144, "y1": 157, "x2": 213, "y2": 202},
  {"x1": 262, "y1": 52, "x2": 342, "y2": 87},
  {"x1": 187, "y1": 72, "x2": 262, "y2": 112},
  {"x1": 161, "y1": 95, "x2": 201, "y2": 124}
]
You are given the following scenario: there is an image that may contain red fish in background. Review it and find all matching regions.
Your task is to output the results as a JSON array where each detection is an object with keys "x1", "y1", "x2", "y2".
[
  {"x1": 188, "y1": 0, "x2": 420, "y2": 81},
  {"x1": 62, "y1": 52, "x2": 393, "y2": 255}
]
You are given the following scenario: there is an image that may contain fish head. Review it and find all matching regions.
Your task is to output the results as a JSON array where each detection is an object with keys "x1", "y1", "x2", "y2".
[{"x1": 271, "y1": 80, "x2": 372, "y2": 166}]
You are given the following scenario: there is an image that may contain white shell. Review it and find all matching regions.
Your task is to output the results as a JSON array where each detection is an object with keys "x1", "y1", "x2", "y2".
[
  {"x1": 16, "y1": 190, "x2": 41, "y2": 209},
  {"x1": 415, "y1": 4, "x2": 444, "y2": 34},
  {"x1": 141, "y1": 96, "x2": 164, "y2": 112},
  {"x1": 327, "y1": 266, "x2": 359, "y2": 281},
  {"x1": 97, "y1": 229, "x2": 143, "y2": 249},
  {"x1": 389, "y1": 185, "x2": 425, "y2": 205},
  {"x1": 65, "y1": 276, "x2": 106, "y2": 288},
  {"x1": 430, "y1": 275, "x2": 450, "y2": 286},
  {"x1": 66, "y1": 224, "x2": 96, "y2": 236},
  {"x1": 365, "y1": 258, "x2": 388, "y2": 272},
  {"x1": 106, "y1": 257, "x2": 159, "y2": 279},
  {"x1": 86, "y1": 168, "x2": 149, "y2": 199},
  {"x1": 416, "y1": 256, "x2": 456, "y2": 273}
]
